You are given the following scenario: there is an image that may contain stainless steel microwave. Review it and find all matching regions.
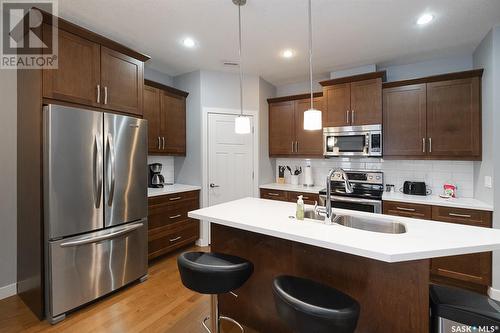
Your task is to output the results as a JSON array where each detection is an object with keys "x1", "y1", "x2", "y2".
[{"x1": 323, "y1": 125, "x2": 382, "y2": 157}]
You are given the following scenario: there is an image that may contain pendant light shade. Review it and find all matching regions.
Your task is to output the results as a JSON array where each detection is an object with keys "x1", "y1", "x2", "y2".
[
  {"x1": 233, "y1": 0, "x2": 250, "y2": 134},
  {"x1": 303, "y1": 0, "x2": 322, "y2": 131}
]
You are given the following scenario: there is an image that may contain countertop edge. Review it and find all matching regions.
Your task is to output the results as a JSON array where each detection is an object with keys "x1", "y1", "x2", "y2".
[{"x1": 148, "y1": 184, "x2": 201, "y2": 198}]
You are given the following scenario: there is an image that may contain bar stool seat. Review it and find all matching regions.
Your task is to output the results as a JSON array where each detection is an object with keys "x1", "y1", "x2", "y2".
[
  {"x1": 273, "y1": 275, "x2": 360, "y2": 333},
  {"x1": 177, "y1": 251, "x2": 253, "y2": 333}
]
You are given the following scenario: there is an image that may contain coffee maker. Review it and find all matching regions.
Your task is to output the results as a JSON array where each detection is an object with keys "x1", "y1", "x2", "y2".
[{"x1": 148, "y1": 163, "x2": 165, "y2": 188}]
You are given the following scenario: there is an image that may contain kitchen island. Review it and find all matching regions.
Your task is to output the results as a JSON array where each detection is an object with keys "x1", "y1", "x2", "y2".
[{"x1": 189, "y1": 197, "x2": 500, "y2": 333}]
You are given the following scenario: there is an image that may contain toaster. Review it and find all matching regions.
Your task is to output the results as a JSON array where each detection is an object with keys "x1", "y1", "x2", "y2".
[{"x1": 403, "y1": 181, "x2": 427, "y2": 196}]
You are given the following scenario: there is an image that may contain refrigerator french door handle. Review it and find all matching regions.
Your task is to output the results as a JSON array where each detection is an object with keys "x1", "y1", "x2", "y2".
[
  {"x1": 94, "y1": 134, "x2": 103, "y2": 208},
  {"x1": 59, "y1": 222, "x2": 144, "y2": 247},
  {"x1": 107, "y1": 133, "x2": 116, "y2": 206}
]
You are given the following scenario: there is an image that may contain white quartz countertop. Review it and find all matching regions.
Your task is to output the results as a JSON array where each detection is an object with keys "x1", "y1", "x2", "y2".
[
  {"x1": 260, "y1": 183, "x2": 324, "y2": 194},
  {"x1": 382, "y1": 192, "x2": 493, "y2": 211},
  {"x1": 148, "y1": 184, "x2": 201, "y2": 197},
  {"x1": 189, "y1": 197, "x2": 500, "y2": 263}
]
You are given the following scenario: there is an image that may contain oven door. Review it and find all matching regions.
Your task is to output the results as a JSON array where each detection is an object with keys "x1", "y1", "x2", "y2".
[
  {"x1": 324, "y1": 132, "x2": 369, "y2": 157},
  {"x1": 319, "y1": 195, "x2": 381, "y2": 213}
]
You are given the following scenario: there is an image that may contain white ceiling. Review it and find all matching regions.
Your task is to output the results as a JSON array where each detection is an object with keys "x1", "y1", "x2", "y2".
[{"x1": 58, "y1": 0, "x2": 500, "y2": 85}]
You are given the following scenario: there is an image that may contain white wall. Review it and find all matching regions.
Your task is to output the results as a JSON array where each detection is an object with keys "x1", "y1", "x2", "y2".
[
  {"x1": 144, "y1": 66, "x2": 174, "y2": 86},
  {"x1": 258, "y1": 77, "x2": 276, "y2": 185},
  {"x1": 0, "y1": 70, "x2": 17, "y2": 296},
  {"x1": 380, "y1": 54, "x2": 473, "y2": 82},
  {"x1": 275, "y1": 74, "x2": 329, "y2": 97},
  {"x1": 330, "y1": 64, "x2": 377, "y2": 79}
]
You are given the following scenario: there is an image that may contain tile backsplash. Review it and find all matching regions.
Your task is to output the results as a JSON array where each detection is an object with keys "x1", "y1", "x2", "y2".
[
  {"x1": 275, "y1": 158, "x2": 474, "y2": 198},
  {"x1": 148, "y1": 156, "x2": 174, "y2": 184}
]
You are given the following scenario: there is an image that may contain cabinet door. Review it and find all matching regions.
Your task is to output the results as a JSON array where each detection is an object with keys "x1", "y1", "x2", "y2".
[
  {"x1": 269, "y1": 101, "x2": 295, "y2": 156},
  {"x1": 43, "y1": 26, "x2": 100, "y2": 107},
  {"x1": 350, "y1": 78, "x2": 382, "y2": 126},
  {"x1": 323, "y1": 83, "x2": 351, "y2": 127},
  {"x1": 427, "y1": 77, "x2": 481, "y2": 159},
  {"x1": 160, "y1": 91, "x2": 186, "y2": 155},
  {"x1": 143, "y1": 85, "x2": 161, "y2": 153},
  {"x1": 383, "y1": 201, "x2": 432, "y2": 220},
  {"x1": 294, "y1": 97, "x2": 324, "y2": 156},
  {"x1": 100, "y1": 47, "x2": 144, "y2": 116},
  {"x1": 383, "y1": 84, "x2": 427, "y2": 157}
]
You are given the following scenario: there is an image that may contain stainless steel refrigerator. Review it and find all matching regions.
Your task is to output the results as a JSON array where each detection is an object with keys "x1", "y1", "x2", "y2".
[{"x1": 43, "y1": 104, "x2": 148, "y2": 324}]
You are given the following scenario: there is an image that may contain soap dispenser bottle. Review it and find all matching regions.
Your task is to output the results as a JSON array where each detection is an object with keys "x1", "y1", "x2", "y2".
[{"x1": 296, "y1": 195, "x2": 304, "y2": 220}]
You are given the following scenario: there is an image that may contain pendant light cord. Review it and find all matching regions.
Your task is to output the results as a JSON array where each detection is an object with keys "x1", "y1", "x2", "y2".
[
  {"x1": 238, "y1": 3, "x2": 243, "y2": 117},
  {"x1": 308, "y1": 0, "x2": 314, "y2": 110}
]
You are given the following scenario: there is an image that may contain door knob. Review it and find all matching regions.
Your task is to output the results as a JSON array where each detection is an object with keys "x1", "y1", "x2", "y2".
[{"x1": 209, "y1": 183, "x2": 220, "y2": 188}]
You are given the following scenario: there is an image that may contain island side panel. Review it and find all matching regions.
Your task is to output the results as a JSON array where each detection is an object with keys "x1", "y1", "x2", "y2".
[{"x1": 211, "y1": 224, "x2": 430, "y2": 333}]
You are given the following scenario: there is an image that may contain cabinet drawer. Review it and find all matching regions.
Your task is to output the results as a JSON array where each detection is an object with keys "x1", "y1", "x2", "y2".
[
  {"x1": 148, "y1": 221, "x2": 199, "y2": 260},
  {"x1": 148, "y1": 200, "x2": 198, "y2": 230},
  {"x1": 431, "y1": 252, "x2": 491, "y2": 289},
  {"x1": 260, "y1": 189, "x2": 288, "y2": 201},
  {"x1": 383, "y1": 201, "x2": 432, "y2": 220},
  {"x1": 287, "y1": 191, "x2": 320, "y2": 205},
  {"x1": 431, "y1": 206, "x2": 492, "y2": 227},
  {"x1": 148, "y1": 190, "x2": 199, "y2": 207}
]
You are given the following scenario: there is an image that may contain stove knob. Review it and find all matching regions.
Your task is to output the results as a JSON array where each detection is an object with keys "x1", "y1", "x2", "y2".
[
  {"x1": 376, "y1": 176, "x2": 381, "y2": 180},
  {"x1": 368, "y1": 176, "x2": 373, "y2": 180}
]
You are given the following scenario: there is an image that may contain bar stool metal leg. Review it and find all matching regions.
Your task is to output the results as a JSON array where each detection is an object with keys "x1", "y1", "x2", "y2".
[{"x1": 201, "y1": 295, "x2": 244, "y2": 333}]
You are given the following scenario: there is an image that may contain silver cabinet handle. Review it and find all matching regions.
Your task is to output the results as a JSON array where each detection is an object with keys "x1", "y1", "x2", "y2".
[
  {"x1": 351, "y1": 109, "x2": 355, "y2": 124},
  {"x1": 346, "y1": 110, "x2": 350, "y2": 124},
  {"x1": 60, "y1": 222, "x2": 144, "y2": 247},
  {"x1": 169, "y1": 236, "x2": 182, "y2": 242},
  {"x1": 396, "y1": 207, "x2": 416, "y2": 212},
  {"x1": 449, "y1": 212, "x2": 472, "y2": 218},
  {"x1": 295, "y1": 141, "x2": 299, "y2": 153},
  {"x1": 162, "y1": 137, "x2": 165, "y2": 150},
  {"x1": 429, "y1": 138, "x2": 432, "y2": 153},
  {"x1": 94, "y1": 134, "x2": 103, "y2": 208},
  {"x1": 104, "y1": 86, "x2": 108, "y2": 105},
  {"x1": 169, "y1": 196, "x2": 182, "y2": 201},
  {"x1": 106, "y1": 133, "x2": 116, "y2": 206},
  {"x1": 169, "y1": 214, "x2": 182, "y2": 219},
  {"x1": 97, "y1": 84, "x2": 101, "y2": 103},
  {"x1": 210, "y1": 183, "x2": 220, "y2": 188},
  {"x1": 422, "y1": 138, "x2": 426, "y2": 153},
  {"x1": 267, "y1": 193, "x2": 280, "y2": 196},
  {"x1": 158, "y1": 137, "x2": 161, "y2": 150},
  {"x1": 291, "y1": 141, "x2": 295, "y2": 153}
]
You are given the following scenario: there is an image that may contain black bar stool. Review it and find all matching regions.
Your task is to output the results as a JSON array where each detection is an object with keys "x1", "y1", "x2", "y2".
[
  {"x1": 272, "y1": 275, "x2": 360, "y2": 333},
  {"x1": 177, "y1": 251, "x2": 253, "y2": 333}
]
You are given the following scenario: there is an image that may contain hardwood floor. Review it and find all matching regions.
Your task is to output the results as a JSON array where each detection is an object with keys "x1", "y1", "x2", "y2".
[{"x1": 0, "y1": 246, "x2": 258, "y2": 333}]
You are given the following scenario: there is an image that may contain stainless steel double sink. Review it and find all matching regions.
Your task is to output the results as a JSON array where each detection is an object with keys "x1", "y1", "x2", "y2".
[{"x1": 303, "y1": 210, "x2": 407, "y2": 234}]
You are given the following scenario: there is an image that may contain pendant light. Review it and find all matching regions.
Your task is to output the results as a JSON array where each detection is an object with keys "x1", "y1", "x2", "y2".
[
  {"x1": 233, "y1": 0, "x2": 251, "y2": 134},
  {"x1": 303, "y1": 0, "x2": 322, "y2": 131}
]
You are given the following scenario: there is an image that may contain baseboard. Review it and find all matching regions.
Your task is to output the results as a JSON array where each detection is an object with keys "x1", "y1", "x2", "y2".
[
  {"x1": 488, "y1": 286, "x2": 500, "y2": 301},
  {"x1": 0, "y1": 283, "x2": 17, "y2": 300}
]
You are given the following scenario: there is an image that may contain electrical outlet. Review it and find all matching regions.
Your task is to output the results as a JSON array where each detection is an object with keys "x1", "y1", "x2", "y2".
[{"x1": 484, "y1": 176, "x2": 493, "y2": 189}]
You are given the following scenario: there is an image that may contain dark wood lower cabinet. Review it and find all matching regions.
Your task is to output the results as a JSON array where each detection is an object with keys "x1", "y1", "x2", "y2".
[
  {"x1": 212, "y1": 224, "x2": 429, "y2": 333},
  {"x1": 148, "y1": 190, "x2": 200, "y2": 260},
  {"x1": 260, "y1": 188, "x2": 319, "y2": 205},
  {"x1": 384, "y1": 200, "x2": 492, "y2": 294}
]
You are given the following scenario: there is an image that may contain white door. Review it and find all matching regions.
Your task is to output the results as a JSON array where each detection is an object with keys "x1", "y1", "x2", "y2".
[{"x1": 208, "y1": 113, "x2": 254, "y2": 206}]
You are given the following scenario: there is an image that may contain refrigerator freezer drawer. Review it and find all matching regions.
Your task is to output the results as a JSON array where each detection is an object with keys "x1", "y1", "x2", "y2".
[{"x1": 47, "y1": 220, "x2": 148, "y2": 318}]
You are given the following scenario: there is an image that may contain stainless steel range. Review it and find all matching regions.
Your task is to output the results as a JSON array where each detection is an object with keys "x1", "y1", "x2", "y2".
[{"x1": 319, "y1": 170, "x2": 384, "y2": 213}]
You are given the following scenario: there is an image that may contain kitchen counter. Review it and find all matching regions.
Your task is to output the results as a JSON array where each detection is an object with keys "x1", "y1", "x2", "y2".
[
  {"x1": 382, "y1": 192, "x2": 493, "y2": 211},
  {"x1": 259, "y1": 183, "x2": 324, "y2": 194},
  {"x1": 148, "y1": 184, "x2": 201, "y2": 197},
  {"x1": 189, "y1": 197, "x2": 500, "y2": 263}
]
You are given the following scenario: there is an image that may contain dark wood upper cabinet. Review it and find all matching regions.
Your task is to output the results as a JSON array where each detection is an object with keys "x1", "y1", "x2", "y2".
[
  {"x1": 143, "y1": 85, "x2": 161, "y2": 153},
  {"x1": 269, "y1": 101, "x2": 295, "y2": 156},
  {"x1": 295, "y1": 97, "x2": 324, "y2": 156},
  {"x1": 383, "y1": 70, "x2": 483, "y2": 160},
  {"x1": 160, "y1": 91, "x2": 186, "y2": 155},
  {"x1": 350, "y1": 78, "x2": 382, "y2": 125},
  {"x1": 426, "y1": 77, "x2": 481, "y2": 159},
  {"x1": 320, "y1": 71, "x2": 385, "y2": 127},
  {"x1": 42, "y1": 26, "x2": 100, "y2": 107},
  {"x1": 383, "y1": 84, "x2": 427, "y2": 157},
  {"x1": 100, "y1": 47, "x2": 144, "y2": 116},
  {"x1": 323, "y1": 83, "x2": 350, "y2": 127},
  {"x1": 144, "y1": 80, "x2": 188, "y2": 156}
]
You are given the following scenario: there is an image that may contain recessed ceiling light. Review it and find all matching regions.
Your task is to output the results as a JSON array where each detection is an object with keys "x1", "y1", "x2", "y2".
[
  {"x1": 417, "y1": 13, "x2": 434, "y2": 25},
  {"x1": 182, "y1": 37, "x2": 196, "y2": 48},
  {"x1": 281, "y1": 49, "x2": 295, "y2": 58}
]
